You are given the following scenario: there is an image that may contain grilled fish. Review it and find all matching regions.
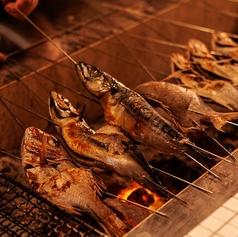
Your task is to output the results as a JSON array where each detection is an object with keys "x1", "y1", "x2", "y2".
[
  {"x1": 211, "y1": 31, "x2": 238, "y2": 61},
  {"x1": 169, "y1": 53, "x2": 238, "y2": 111},
  {"x1": 187, "y1": 38, "x2": 238, "y2": 85},
  {"x1": 75, "y1": 62, "x2": 210, "y2": 159},
  {"x1": 21, "y1": 126, "x2": 129, "y2": 237},
  {"x1": 49, "y1": 91, "x2": 170, "y2": 199},
  {"x1": 134, "y1": 81, "x2": 238, "y2": 133}
]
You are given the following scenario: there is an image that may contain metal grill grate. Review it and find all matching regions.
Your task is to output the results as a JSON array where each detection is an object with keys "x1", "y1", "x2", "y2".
[{"x1": 0, "y1": 172, "x2": 107, "y2": 237}]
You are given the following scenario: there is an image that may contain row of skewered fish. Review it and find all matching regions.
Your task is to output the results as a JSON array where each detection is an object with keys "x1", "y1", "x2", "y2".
[{"x1": 20, "y1": 31, "x2": 238, "y2": 237}]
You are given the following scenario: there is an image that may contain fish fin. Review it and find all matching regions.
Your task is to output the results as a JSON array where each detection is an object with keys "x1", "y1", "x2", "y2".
[
  {"x1": 67, "y1": 167, "x2": 106, "y2": 196},
  {"x1": 154, "y1": 99, "x2": 186, "y2": 133},
  {"x1": 201, "y1": 112, "x2": 238, "y2": 132},
  {"x1": 139, "y1": 93, "x2": 187, "y2": 134},
  {"x1": 91, "y1": 169, "x2": 107, "y2": 196}
]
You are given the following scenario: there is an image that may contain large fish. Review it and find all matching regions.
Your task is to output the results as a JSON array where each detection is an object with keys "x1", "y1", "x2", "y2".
[
  {"x1": 75, "y1": 62, "x2": 209, "y2": 160},
  {"x1": 20, "y1": 126, "x2": 130, "y2": 237},
  {"x1": 134, "y1": 81, "x2": 238, "y2": 133},
  {"x1": 48, "y1": 91, "x2": 171, "y2": 199}
]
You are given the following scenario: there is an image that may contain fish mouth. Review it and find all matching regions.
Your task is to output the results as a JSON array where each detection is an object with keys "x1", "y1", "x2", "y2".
[
  {"x1": 76, "y1": 62, "x2": 115, "y2": 99},
  {"x1": 48, "y1": 91, "x2": 79, "y2": 121}
]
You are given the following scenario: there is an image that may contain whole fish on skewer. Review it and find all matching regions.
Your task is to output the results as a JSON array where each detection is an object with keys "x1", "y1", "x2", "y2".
[
  {"x1": 187, "y1": 38, "x2": 238, "y2": 85},
  {"x1": 75, "y1": 62, "x2": 216, "y2": 163},
  {"x1": 21, "y1": 126, "x2": 130, "y2": 237},
  {"x1": 134, "y1": 81, "x2": 238, "y2": 134},
  {"x1": 49, "y1": 91, "x2": 171, "y2": 199},
  {"x1": 211, "y1": 31, "x2": 238, "y2": 61},
  {"x1": 168, "y1": 53, "x2": 238, "y2": 112}
]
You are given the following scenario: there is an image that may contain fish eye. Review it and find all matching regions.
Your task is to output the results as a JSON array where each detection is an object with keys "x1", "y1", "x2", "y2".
[
  {"x1": 111, "y1": 85, "x2": 118, "y2": 95},
  {"x1": 63, "y1": 98, "x2": 69, "y2": 104}
]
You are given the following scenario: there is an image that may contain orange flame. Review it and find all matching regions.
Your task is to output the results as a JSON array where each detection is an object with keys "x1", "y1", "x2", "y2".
[{"x1": 117, "y1": 181, "x2": 165, "y2": 210}]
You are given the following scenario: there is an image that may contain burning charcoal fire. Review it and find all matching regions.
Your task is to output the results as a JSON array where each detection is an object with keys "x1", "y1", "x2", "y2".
[
  {"x1": 117, "y1": 181, "x2": 165, "y2": 211},
  {"x1": 127, "y1": 188, "x2": 155, "y2": 207},
  {"x1": 0, "y1": 52, "x2": 7, "y2": 62}
]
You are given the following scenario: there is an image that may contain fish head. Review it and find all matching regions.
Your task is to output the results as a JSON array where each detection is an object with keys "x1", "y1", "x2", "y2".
[
  {"x1": 21, "y1": 126, "x2": 71, "y2": 171},
  {"x1": 49, "y1": 91, "x2": 81, "y2": 129},
  {"x1": 76, "y1": 62, "x2": 116, "y2": 99},
  {"x1": 187, "y1": 39, "x2": 214, "y2": 60},
  {"x1": 211, "y1": 31, "x2": 237, "y2": 47},
  {"x1": 49, "y1": 91, "x2": 79, "y2": 118},
  {"x1": 170, "y1": 53, "x2": 191, "y2": 71}
]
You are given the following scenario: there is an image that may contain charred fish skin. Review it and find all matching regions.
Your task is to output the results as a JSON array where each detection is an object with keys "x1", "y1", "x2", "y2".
[
  {"x1": 49, "y1": 91, "x2": 171, "y2": 199},
  {"x1": 76, "y1": 62, "x2": 201, "y2": 157},
  {"x1": 21, "y1": 126, "x2": 129, "y2": 237}
]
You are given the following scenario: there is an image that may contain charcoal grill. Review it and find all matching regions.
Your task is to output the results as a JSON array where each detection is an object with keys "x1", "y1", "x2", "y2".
[{"x1": 1, "y1": 0, "x2": 238, "y2": 236}]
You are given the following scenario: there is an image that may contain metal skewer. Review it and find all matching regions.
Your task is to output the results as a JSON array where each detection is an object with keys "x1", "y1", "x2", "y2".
[
  {"x1": 183, "y1": 152, "x2": 221, "y2": 180},
  {"x1": 12, "y1": 4, "x2": 78, "y2": 66},
  {"x1": 142, "y1": 175, "x2": 187, "y2": 205},
  {"x1": 0, "y1": 149, "x2": 22, "y2": 161},
  {"x1": 191, "y1": 119, "x2": 236, "y2": 161},
  {"x1": 0, "y1": 96, "x2": 58, "y2": 126},
  {"x1": 188, "y1": 108, "x2": 238, "y2": 130},
  {"x1": 105, "y1": 192, "x2": 169, "y2": 218},
  {"x1": 150, "y1": 165, "x2": 212, "y2": 194},
  {"x1": 185, "y1": 140, "x2": 233, "y2": 164}
]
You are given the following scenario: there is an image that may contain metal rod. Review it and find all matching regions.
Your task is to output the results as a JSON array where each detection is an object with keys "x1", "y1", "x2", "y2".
[
  {"x1": 7, "y1": 58, "x2": 99, "y2": 104},
  {"x1": 105, "y1": 192, "x2": 169, "y2": 218},
  {"x1": 12, "y1": 4, "x2": 78, "y2": 65},
  {"x1": 0, "y1": 149, "x2": 21, "y2": 161},
  {"x1": 185, "y1": 140, "x2": 233, "y2": 164},
  {"x1": 0, "y1": 97, "x2": 25, "y2": 130},
  {"x1": 183, "y1": 152, "x2": 221, "y2": 180},
  {"x1": 142, "y1": 176, "x2": 187, "y2": 205},
  {"x1": 188, "y1": 108, "x2": 238, "y2": 132},
  {"x1": 104, "y1": 1, "x2": 238, "y2": 39},
  {"x1": 0, "y1": 96, "x2": 58, "y2": 126},
  {"x1": 191, "y1": 119, "x2": 236, "y2": 162},
  {"x1": 150, "y1": 166, "x2": 212, "y2": 194}
]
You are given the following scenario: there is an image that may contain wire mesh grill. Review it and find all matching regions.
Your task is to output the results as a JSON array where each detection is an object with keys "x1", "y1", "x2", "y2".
[{"x1": 0, "y1": 172, "x2": 106, "y2": 237}]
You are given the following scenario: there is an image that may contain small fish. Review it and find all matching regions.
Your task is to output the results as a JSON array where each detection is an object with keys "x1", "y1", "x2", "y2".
[
  {"x1": 21, "y1": 126, "x2": 130, "y2": 237},
  {"x1": 75, "y1": 62, "x2": 210, "y2": 160},
  {"x1": 169, "y1": 53, "x2": 238, "y2": 111},
  {"x1": 187, "y1": 38, "x2": 238, "y2": 85},
  {"x1": 211, "y1": 31, "x2": 238, "y2": 61},
  {"x1": 134, "y1": 81, "x2": 238, "y2": 133},
  {"x1": 49, "y1": 91, "x2": 170, "y2": 199}
]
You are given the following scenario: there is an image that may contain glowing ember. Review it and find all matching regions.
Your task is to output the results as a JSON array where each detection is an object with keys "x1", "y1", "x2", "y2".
[{"x1": 117, "y1": 181, "x2": 165, "y2": 210}]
